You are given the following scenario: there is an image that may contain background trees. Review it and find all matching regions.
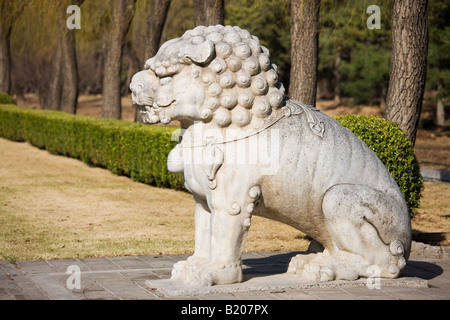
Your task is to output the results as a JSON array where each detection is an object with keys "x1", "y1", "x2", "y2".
[
  {"x1": 426, "y1": 0, "x2": 450, "y2": 128},
  {"x1": 225, "y1": 0, "x2": 291, "y2": 89},
  {"x1": 2, "y1": 0, "x2": 447, "y2": 134},
  {"x1": 43, "y1": 0, "x2": 83, "y2": 113},
  {"x1": 317, "y1": 0, "x2": 392, "y2": 105},
  {"x1": 0, "y1": 0, "x2": 30, "y2": 95}
]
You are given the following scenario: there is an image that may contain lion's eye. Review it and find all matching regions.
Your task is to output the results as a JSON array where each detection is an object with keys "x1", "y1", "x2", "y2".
[{"x1": 131, "y1": 83, "x2": 144, "y2": 93}]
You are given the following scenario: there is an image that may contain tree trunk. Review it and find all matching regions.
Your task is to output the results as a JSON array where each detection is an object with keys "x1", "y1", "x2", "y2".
[
  {"x1": 0, "y1": 0, "x2": 29, "y2": 94},
  {"x1": 385, "y1": 0, "x2": 428, "y2": 145},
  {"x1": 288, "y1": 0, "x2": 320, "y2": 106},
  {"x1": 0, "y1": 29, "x2": 11, "y2": 94},
  {"x1": 193, "y1": 0, "x2": 224, "y2": 26},
  {"x1": 60, "y1": 28, "x2": 79, "y2": 114},
  {"x1": 60, "y1": 0, "x2": 84, "y2": 113},
  {"x1": 43, "y1": 36, "x2": 63, "y2": 110},
  {"x1": 436, "y1": 84, "x2": 445, "y2": 127},
  {"x1": 144, "y1": 0, "x2": 171, "y2": 59},
  {"x1": 333, "y1": 55, "x2": 341, "y2": 104},
  {"x1": 102, "y1": 0, "x2": 136, "y2": 119},
  {"x1": 436, "y1": 98, "x2": 445, "y2": 127},
  {"x1": 43, "y1": 1, "x2": 81, "y2": 113}
]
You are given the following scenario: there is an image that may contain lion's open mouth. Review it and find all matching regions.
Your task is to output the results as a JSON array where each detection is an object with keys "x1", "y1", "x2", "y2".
[{"x1": 137, "y1": 103, "x2": 173, "y2": 124}]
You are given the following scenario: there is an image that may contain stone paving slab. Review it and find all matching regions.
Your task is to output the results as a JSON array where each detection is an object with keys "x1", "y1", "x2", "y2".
[
  {"x1": 0, "y1": 260, "x2": 49, "y2": 300},
  {"x1": 146, "y1": 273, "x2": 428, "y2": 298},
  {"x1": 1, "y1": 250, "x2": 449, "y2": 300},
  {"x1": 421, "y1": 168, "x2": 450, "y2": 183}
]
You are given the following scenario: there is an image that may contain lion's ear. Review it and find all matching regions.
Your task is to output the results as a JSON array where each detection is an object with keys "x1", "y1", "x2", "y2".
[{"x1": 179, "y1": 40, "x2": 215, "y2": 65}]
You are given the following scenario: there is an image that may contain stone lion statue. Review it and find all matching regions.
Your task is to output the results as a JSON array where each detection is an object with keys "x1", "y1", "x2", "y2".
[{"x1": 130, "y1": 25, "x2": 412, "y2": 286}]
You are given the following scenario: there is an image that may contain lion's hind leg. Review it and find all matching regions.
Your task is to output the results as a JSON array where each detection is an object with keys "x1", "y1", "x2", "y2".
[{"x1": 289, "y1": 184, "x2": 411, "y2": 282}]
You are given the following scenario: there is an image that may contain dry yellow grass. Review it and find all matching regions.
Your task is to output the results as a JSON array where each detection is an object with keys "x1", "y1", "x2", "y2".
[
  {"x1": 0, "y1": 138, "x2": 308, "y2": 262},
  {"x1": 411, "y1": 181, "x2": 450, "y2": 245}
]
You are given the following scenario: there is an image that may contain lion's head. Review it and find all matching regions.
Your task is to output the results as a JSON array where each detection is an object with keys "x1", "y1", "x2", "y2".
[{"x1": 130, "y1": 25, "x2": 286, "y2": 128}]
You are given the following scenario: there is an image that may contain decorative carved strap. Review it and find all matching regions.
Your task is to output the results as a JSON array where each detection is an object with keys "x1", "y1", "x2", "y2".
[
  {"x1": 284, "y1": 100, "x2": 325, "y2": 138},
  {"x1": 180, "y1": 99, "x2": 325, "y2": 149}
]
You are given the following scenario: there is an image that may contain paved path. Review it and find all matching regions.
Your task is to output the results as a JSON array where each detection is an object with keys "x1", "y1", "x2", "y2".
[
  {"x1": 1, "y1": 250, "x2": 449, "y2": 301},
  {"x1": 421, "y1": 168, "x2": 450, "y2": 184}
]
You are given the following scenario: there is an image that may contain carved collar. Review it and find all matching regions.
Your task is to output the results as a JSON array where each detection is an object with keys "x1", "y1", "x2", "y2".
[{"x1": 179, "y1": 99, "x2": 325, "y2": 148}]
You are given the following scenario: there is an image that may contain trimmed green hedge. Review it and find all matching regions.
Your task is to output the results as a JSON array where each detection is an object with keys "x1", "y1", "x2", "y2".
[
  {"x1": 0, "y1": 105, "x2": 423, "y2": 218},
  {"x1": 0, "y1": 105, "x2": 184, "y2": 190},
  {"x1": 336, "y1": 115, "x2": 423, "y2": 217},
  {"x1": 0, "y1": 92, "x2": 16, "y2": 105}
]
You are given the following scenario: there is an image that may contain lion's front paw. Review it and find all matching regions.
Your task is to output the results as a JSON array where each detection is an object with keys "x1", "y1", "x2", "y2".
[
  {"x1": 288, "y1": 251, "x2": 368, "y2": 282},
  {"x1": 171, "y1": 257, "x2": 243, "y2": 286},
  {"x1": 206, "y1": 263, "x2": 243, "y2": 286},
  {"x1": 302, "y1": 263, "x2": 336, "y2": 282},
  {"x1": 171, "y1": 256, "x2": 207, "y2": 286},
  {"x1": 288, "y1": 252, "x2": 337, "y2": 282}
]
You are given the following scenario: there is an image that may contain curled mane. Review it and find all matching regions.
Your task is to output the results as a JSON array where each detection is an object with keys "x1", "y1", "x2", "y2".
[{"x1": 145, "y1": 25, "x2": 286, "y2": 128}]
